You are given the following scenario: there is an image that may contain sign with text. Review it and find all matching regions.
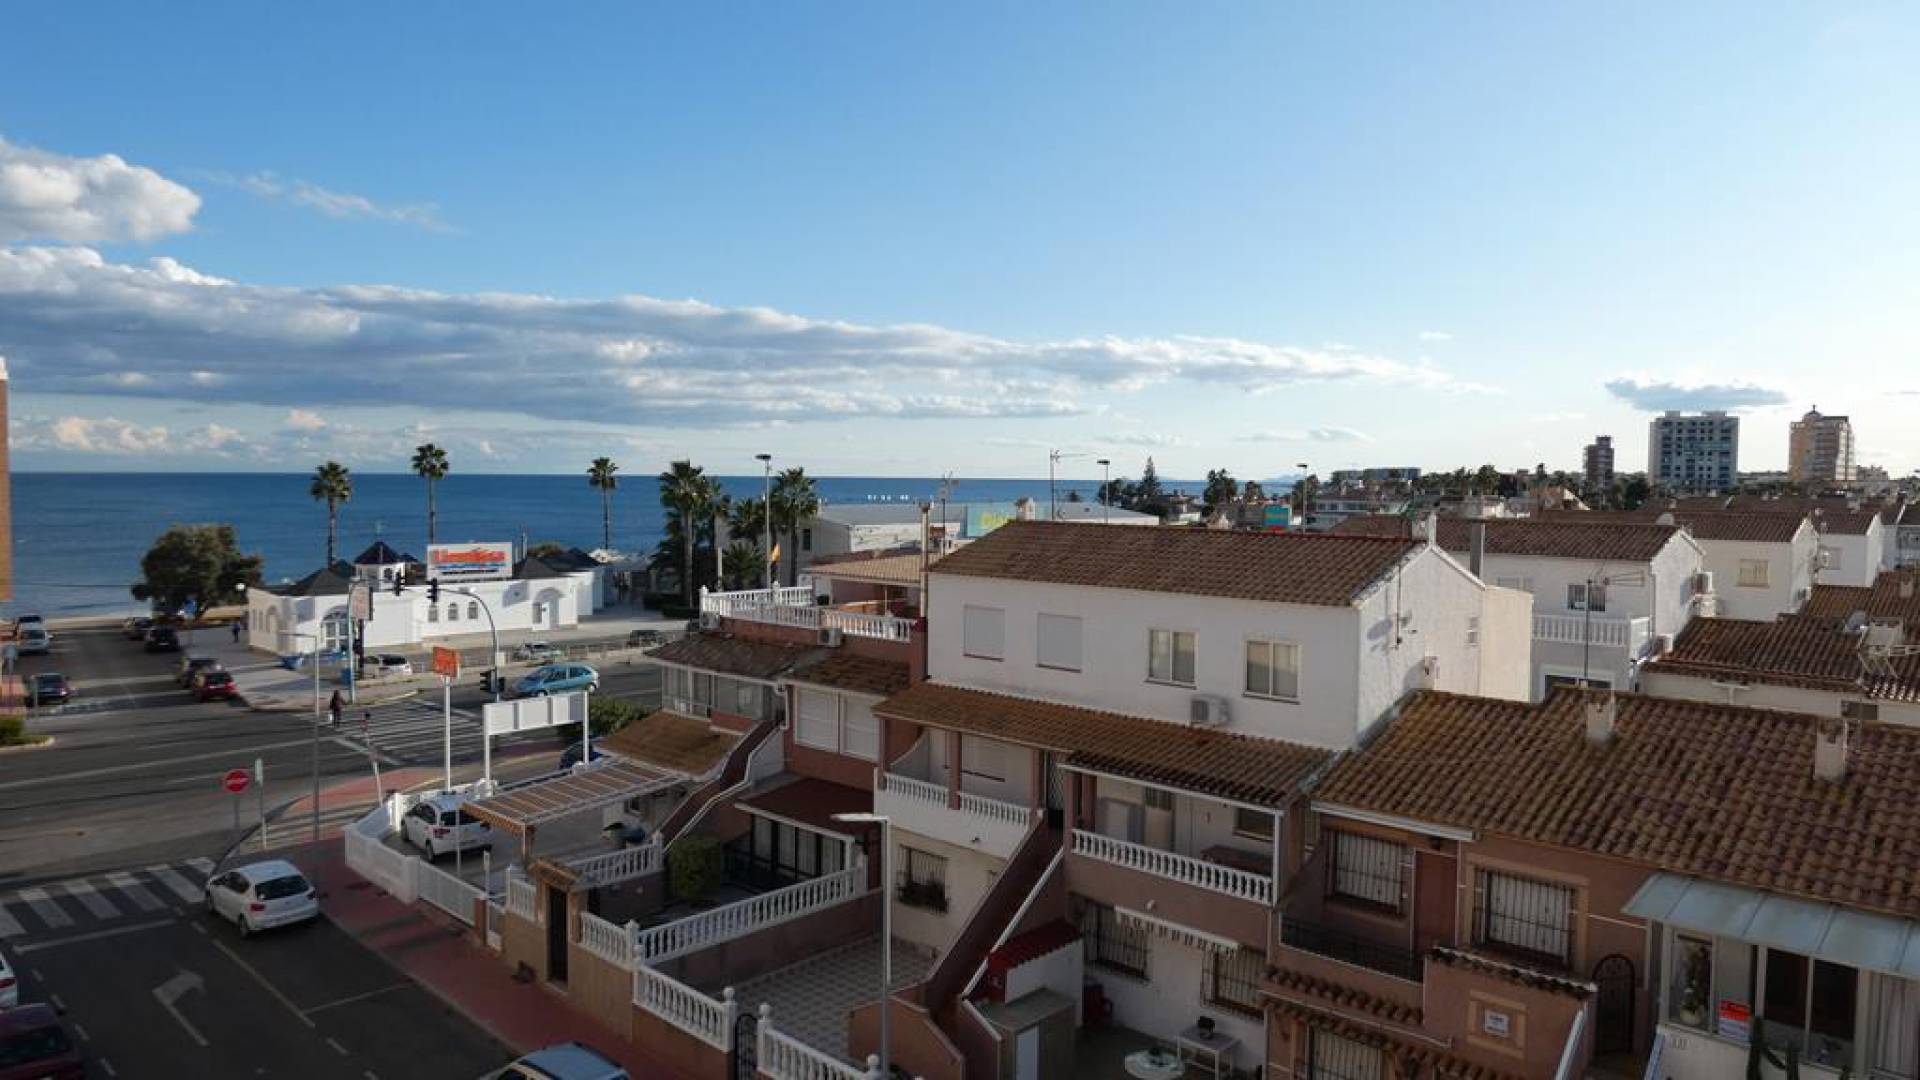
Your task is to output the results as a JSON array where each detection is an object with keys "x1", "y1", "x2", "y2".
[
  {"x1": 432, "y1": 646, "x2": 462, "y2": 679},
  {"x1": 483, "y1": 692, "x2": 588, "y2": 737},
  {"x1": 427, "y1": 542, "x2": 514, "y2": 583},
  {"x1": 349, "y1": 584, "x2": 372, "y2": 622}
]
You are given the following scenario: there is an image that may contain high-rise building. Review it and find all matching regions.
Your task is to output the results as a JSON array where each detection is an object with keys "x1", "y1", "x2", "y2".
[
  {"x1": 1582, "y1": 435, "x2": 1615, "y2": 489},
  {"x1": 1647, "y1": 410, "x2": 1738, "y2": 493},
  {"x1": 1787, "y1": 407, "x2": 1855, "y2": 486}
]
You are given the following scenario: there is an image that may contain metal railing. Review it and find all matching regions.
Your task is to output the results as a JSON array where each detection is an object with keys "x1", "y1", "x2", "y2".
[
  {"x1": 633, "y1": 862, "x2": 866, "y2": 964},
  {"x1": 566, "y1": 840, "x2": 663, "y2": 888},
  {"x1": 1071, "y1": 829, "x2": 1274, "y2": 905},
  {"x1": 1277, "y1": 915, "x2": 1424, "y2": 983},
  {"x1": 633, "y1": 965, "x2": 735, "y2": 1050},
  {"x1": 1531, "y1": 612, "x2": 1650, "y2": 649}
]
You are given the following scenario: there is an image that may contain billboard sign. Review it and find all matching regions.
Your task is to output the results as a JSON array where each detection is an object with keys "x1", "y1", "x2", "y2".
[
  {"x1": 965, "y1": 505, "x2": 1014, "y2": 538},
  {"x1": 428, "y1": 542, "x2": 514, "y2": 583},
  {"x1": 1262, "y1": 504, "x2": 1293, "y2": 530}
]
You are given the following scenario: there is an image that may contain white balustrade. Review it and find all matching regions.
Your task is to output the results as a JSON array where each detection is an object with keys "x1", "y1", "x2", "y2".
[
  {"x1": 697, "y1": 586, "x2": 912, "y2": 642},
  {"x1": 1531, "y1": 612, "x2": 1650, "y2": 649},
  {"x1": 881, "y1": 772, "x2": 947, "y2": 809},
  {"x1": 566, "y1": 842, "x2": 662, "y2": 887},
  {"x1": 758, "y1": 1012, "x2": 876, "y2": 1080},
  {"x1": 878, "y1": 772, "x2": 1034, "y2": 859},
  {"x1": 486, "y1": 899, "x2": 505, "y2": 950},
  {"x1": 1071, "y1": 829, "x2": 1274, "y2": 906},
  {"x1": 506, "y1": 869, "x2": 540, "y2": 922},
  {"x1": 578, "y1": 910, "x2": 634, "y2": 967},
  {"x1": 344, "y1": 803, "x2": 418, "y2": 902},
  {"x1": 819, "y1": 607, "x2": 914, "y2": 643},
  {"x1": 959, "y1": 788, "x2": 1033, "y2": 827},
  {"x1": 633, "y1": 966, "x2": 735, "y2": 1050},
  {"x1": 633, "y1": 863, "x2": 864, "y2": 963},
  {"x1": 417, "y1": 861, "x2": 484, "y2": 926}
]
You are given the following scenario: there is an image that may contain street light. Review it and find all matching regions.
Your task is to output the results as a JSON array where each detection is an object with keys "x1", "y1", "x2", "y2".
[
  {"x1": 756, "y1": 453, "x2": 774, "y2": 589},
  {"x1": 832, "y1": 811, "x2": 891, "y2": 1079},
  {"x1": 1096, "y1": 459, "x2": 1111, "y2": 525}
]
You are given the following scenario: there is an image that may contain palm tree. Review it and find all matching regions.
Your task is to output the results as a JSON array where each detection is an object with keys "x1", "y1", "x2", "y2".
[
  {"x1": 770, "y1": 467, "x2": 821, "y2": 586},
  {"x1": 410, "y1": 443, "x2": 450, "y2": 546},
  {"x1": 309, "y1": 461, "x2": 353, "y2": 565},
  {"x1": 658, "y1": 460, "x2": 723, "y2": 606},
  {"x1": 587, "y1": 457, "x2": 620, "y2": 552}
]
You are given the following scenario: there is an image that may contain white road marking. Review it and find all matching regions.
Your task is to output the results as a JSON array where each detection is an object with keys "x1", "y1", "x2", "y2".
[
  {"x1": 186, "y1": 857, "x2": 215, "y2": 874},
  {"x1": 0, "y1": 904, "x2": 24, "y2": 939},
  {"x1": 152, "y1": 969, "x2": 209, "y2": 1047},
  {"x1": 12, "y1": 918, "x2": 176, "y2": 955},
  {"x1": 99, "y1": 1060, "x2": 118, "y2": 1077},
  {"x1": 105, "y1": 871, "x2": 164, "y2": 912},
  {"x1": 0, "y1": 734, "x2": 322, "y2": 791},
  {"x1": 212, "y1": 939, "x2": 315, "y2": 1028},
  {"x1": 326, "y1": 1037, "x2": 350, "y2": 1056},
  {"x1": 147, "y1": 865, "x2": 204, "y2": 904},
  {"x1": 49, "y1": 993, "x2": 64, "y2": 1009},
  {"x1": 15, "y1": 888, "x2": 72, "y2": 929},
  {"x1": 60, "y1": 880, "x2": 121, "y2": 920},
  {"x1": 71, "y1": 1022, "x2": 89, "y2": 1042},
  {"x1": 303, "y1": 983, "x2": 409, "y2": 1016}
]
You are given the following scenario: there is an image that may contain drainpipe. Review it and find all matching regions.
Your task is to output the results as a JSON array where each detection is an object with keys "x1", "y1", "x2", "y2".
[{"x1": 1469, "y1": 521, "x2": 1487, "y2": 579}]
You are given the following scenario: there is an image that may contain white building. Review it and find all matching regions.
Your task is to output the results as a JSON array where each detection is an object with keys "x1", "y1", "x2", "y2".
[
  {"x1": 246, "y1": 541, "x2": 605, "y2": 656},
  {"x1": 794, "y1": 499, "x2": 1158, "y2": 576},
  {"x1": 1653, "y1": 511, "x2": 1817, "y2": 620},
  {"x1": 1787, "y1": 407, "x2": 1856, "y2": 485},
  {"x1": 1648, "y1": 410, "x2": 1739, "y2": 493},
  {"x1": 1812, "y1": 510, "x2": 1888, "y2": 587},
  {"x1": 1642, "y1": 608, "x2": 1920, "y2": 727}
]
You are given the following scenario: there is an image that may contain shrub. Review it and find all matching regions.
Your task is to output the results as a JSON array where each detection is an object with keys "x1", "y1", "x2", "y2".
[
  {"x1": 668, "y1": 834, "x2": 722, "y2": 906},
  {"x1": 554, "y1": 697, "x2": 646, "y2": 743},
  {"x1": 0, "y1": 713, "x2": 45, "y2": 748}
]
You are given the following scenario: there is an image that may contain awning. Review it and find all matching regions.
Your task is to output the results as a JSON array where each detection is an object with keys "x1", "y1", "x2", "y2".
[
  {"x1": 1116, "y1": 906, "x2": 1239, "y2": 954},
  {"x1": 464, "y1": 760, "x2": 680, "y2": 835},
  {"x1": 1625, "y1": 872, "x2": 1920, "y2": 979}
]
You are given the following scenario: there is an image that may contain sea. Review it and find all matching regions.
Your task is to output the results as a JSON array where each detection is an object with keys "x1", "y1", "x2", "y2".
[{"x1": 7, "y1": 472, "x2": 1116, "y2": 618}]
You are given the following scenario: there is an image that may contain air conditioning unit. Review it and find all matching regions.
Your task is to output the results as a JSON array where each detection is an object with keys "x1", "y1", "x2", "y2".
[
  {"x1": 1692, "y1": 593, "x2": 1717, "y2": 617},
  {"x1": 818, "y1": 627, "x2": 844, "y2": 647},
  {"x1": 1188, "y1": 694, "x2": 1230, "y2": 728},
  {"x1": 1692, "y1": 571, "x2": 1714, "y2": 596},
  {"x1": 1417, "y1": 655, "x2": 1440, "y2": 689},
  {"x1": 1652, "y1": 633, "x2": 1675, "y2": 657}
]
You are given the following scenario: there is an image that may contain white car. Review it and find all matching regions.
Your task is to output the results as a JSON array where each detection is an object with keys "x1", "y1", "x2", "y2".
[
  {"x1": 512, "y1": 641, "x2": 562, "y2": 663},
  {"x1": 204, "y1": 860, "x2": 319, "y2": 935},
  {"x1": 0, "y1": 946, "x2": 17, "y2": 1009},
  {"x1": 14, "y1": 625, "x2": 51, "y2": 656},
  {"x1": 402, "y1": 793, "x2": 493, "y2": 858},
  {"x1": 361, "y1": 653, "x2": 414, "y2": 678}
]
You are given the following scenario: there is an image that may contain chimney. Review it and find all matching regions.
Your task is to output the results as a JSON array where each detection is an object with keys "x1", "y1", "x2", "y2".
[
  {"x1": 1469, "y1": 520, "x2": 1487, "y2": 578},
  {"x1": 1656, "y1": 511, "x2": 1676, "y2": 527},
  {"x1": 1813, "y1": 719, "x2": 1850, "y2": 782},
  {"x1": 1583, "y1": 690, "x2": 1617, "y2": 746},
  {"x1": 1014, "y1": 497, "x2": 1035, "y2": 521},
  {"x1": 1417, "y1": 510, "x2": 1439, "y2": 546},
  {"x1": 1901, "y1": 576, "x2": 1916, "y2": 601}
]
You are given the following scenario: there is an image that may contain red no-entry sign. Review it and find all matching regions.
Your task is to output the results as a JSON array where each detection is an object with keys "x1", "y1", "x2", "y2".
[{"x1": 222, "y1": 768, "x2": 251, "y2": 794}]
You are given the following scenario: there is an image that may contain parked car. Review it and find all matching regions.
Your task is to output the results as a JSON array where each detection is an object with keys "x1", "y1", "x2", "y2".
[
  {"x1": 121, "y1": 616, "x2": 154, "y2": 641},
  {"x1": 360, "y1": 653, "x2": 414, "y2": 678},
  {"x1": 13, "y1": 626, "x2": 50, "y2": 657},
  {"x1": 144, "y1": 626, "x2": 181, "y2": 652},
  {"x1": 512, "y1": 641, "x2": 563, "y2": 663},
  {"x1": 204, "y1": 860, "x2": 318, "y2": 936},
  {"x1": 401, "y1": 793, "x2": 492, "y2": 858},
  {"x1": 558, "y1": 740, "x2": 606, "y2": 771},
  {"x1": 488, "y1": 1043, "x2": 628, "y2": 1080},
  {"x1": 12, "y1": 615, "x2": 43, "y2": 633},
  {"x1": 176, "y1": 655, "x2": 222, "y2": 688},
  {"x1": 0, "y1": 1005, "x2": 82, "y2": 1080},
  {"x1": 26, "y1": 673, "x2": 71, "y2": 708},
  {"x1": 0, "y1": 945, "x2": 17, "y2": 1009},
  {"x1": 511, "y1": 663, "x2": 599, "y2": 698},
  {"x1": 624, "y1": 628, "x2": 664, "y2": 648},
  {"x1": 193, "y1": 669, "x2": 240, "y2": 702}
]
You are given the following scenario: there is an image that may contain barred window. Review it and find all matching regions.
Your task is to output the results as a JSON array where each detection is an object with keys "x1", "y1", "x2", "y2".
[
  {"x1": 1477, "y1": 869, "x2": 1573, "y2": 967},
  {"x1": 1080, "y1": 902, "x2": 1149, "y2": 979},
  {"x1": 1203, "y1": 947, "x2": 1265, "y2": 1016},
  {"x1": 897, "y1": 847, "x2": 948, "y2": 912},
  {"x1": 1567, "y1": 582, "x2": 1607, "y2": 612},
  {"x1": 1307, "y1": 1030, "x2": 1384, "y2": 1080},
  {"x1": 1328, "y1": 830, "x2": 1403, "y2": 912}
]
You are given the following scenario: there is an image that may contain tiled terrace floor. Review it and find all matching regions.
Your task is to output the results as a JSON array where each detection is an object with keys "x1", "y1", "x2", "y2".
[{"x1": 730, "y1": 936, "x2": 933, "y2": 1064}]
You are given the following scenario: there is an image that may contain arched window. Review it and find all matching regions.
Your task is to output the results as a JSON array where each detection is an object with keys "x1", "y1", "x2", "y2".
[
  {"x1": 321, "y1": 610, "x2": 350, "y2": 652},
  {"x1": 447, "y1": 603, "x2": 460, "y2": 622},
  {"x1": 428, "y1": 605, "x2": 439, "y2": 623},
  {"x1": 468, "y1": 601, "x2": 480, "y2": 621}
]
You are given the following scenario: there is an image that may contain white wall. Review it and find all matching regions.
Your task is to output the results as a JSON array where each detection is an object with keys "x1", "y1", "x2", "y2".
[
  {"x1": 888, "y1": 831, "x2": 1003, "y2": 959},
  {"x1": 1089, "y1": 937, "x2": 1264, "y2": 1064},
  {"x1": 1816, "y1": 519, "x2": 1886, "y2": 587},
  {"x1": 1696, "y1": 529, "x2": 1814, "y2": 621},
  {"x1": 1091, "y1": 775, "x2": 1270, "y2": 866},
  {"x1": 1639, "y1": 669, "x2": 1920, "y2": 727},
  {"x1": 252, "y1": 571, "x2": 597, "y2": 654}
]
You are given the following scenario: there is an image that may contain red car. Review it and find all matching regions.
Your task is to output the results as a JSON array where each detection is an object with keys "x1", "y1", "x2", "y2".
[
  {"x1": 193, "y1": 669, "x2": 240, "y2": 702},
  {"x1": 0, "y1": 1005, "x2": 83, "y2": 1080}
]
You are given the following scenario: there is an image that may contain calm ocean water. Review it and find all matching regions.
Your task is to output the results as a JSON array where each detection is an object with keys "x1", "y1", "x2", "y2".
[{"x1": 7, "y1": 472, "x2": 1109, "y2": 617}]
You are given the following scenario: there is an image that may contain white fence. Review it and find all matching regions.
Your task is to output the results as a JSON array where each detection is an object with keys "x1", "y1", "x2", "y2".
[
  {"x1": 506, "y1": 868, "x2": 540, "y2": 922},
  {"x1": 344, "y1": 803, "x2": 418, "y2": 903},
  {"x1": 758, "y1": 1020, "x2": 878, "y2": 1080},
  {"x1": 959, "y1": 788, "x2": 1031, "y2": 827},
  {"x1": 579, "y1": 910, "x2": 634, "y2": 967},
  {"x1": 701, "y1": 585, "x2": 814, "y2": 617},
  {"x1": 566, "y1": 841, "x2": 662, "y2": 888},
  {"x1": 417, "y1": 860, "x2": 485, "y2": 926},
  {"x1": 633, "y1": 863, "x2": 865, "y2": 964},
  {"x1": 881, "y1": 771, "x2": 945, "y2": 809},
  {"x1": 633, "y1": 965, "x2": 735, "y2": 1050},
  {"x1": 486, "y1": 899, "x2": 505, "y2": 951},
  {"x1": 1071, "y1": 829, "x2": 1274, "y2": 905},
  {"x1": 1532, "y1": 612, "x2": 1650, "y2": 650},
  {"x1": 698, "y1": 584, "x2": 913, "y2": 643}
]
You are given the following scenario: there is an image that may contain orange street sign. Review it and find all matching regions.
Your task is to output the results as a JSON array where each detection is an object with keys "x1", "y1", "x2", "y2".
[{"x1": 432, "y1": 646, "x2": 462, "y2": 679}]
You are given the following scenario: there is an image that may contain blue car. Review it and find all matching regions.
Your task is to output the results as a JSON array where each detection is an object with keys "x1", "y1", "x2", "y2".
[{"x1": 512, "y1": 663, "x2": 600, "y2": 698}]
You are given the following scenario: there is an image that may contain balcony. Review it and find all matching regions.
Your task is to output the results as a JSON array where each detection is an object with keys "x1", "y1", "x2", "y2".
[
  {"x1": 875, "y1": 771, "x2": 1034, "y2": 859},
  {"x1": 1532, "y1": 612, "x2": 1650, "y2": 651},
  {"x1": 1070, "y1": 829, "x2": 1273, "y2": 906},
  {"x1": 700, "y1": 585, "x2": 915, "y2": 643},
  {"x1": 1277, "y1": 915, "x2": 1423, "y2": 983}
]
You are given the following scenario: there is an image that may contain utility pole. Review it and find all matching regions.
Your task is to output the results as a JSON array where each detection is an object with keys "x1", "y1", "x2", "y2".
[
  {"x1": 757, "y1": 453, "x2": 774, "y2": 589},
  {"x1": 1097, "y1": 459, "x2": 1111, "y2": 525}
]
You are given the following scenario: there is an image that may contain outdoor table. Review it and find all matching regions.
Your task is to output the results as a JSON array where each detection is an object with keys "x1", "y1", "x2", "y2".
[
  {"x1": 1174, "y1": 1024, "x2": 1238, "y2": 1077},
  {"x1": 1124, "y1": 1047, "x2": 1186, "y2": 1080}
]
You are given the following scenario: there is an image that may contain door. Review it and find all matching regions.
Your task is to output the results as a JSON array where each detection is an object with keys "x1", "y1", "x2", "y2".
[
  {"x1": 732, "y1": 1009, "x2": 759, "y2": 1080},
  {"x1": 1413, "y1": 849, "x2": 1458, "y2": 955},
  {"x1": 546, "y1": 885, "x2": 569, "y2": 983},
  {"x1": 1015, "y1": 1025, "x2": 1040, "y2": 1080},
  {"x1": 1592, "y1": 954, "x2": 1635, "y2": 1054}
]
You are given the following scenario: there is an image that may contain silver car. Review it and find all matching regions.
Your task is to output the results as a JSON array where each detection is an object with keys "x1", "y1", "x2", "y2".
[{"x1": 490, "y1": 1043, "x2": 627, "y2": 1080}]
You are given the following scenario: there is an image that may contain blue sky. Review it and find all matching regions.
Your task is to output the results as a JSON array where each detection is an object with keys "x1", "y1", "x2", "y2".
[{"x1": 2, "y1": 2, "x2": 1916, "y2": 478}]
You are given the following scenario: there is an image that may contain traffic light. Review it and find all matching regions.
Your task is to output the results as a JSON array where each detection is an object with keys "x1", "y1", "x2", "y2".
[
  {"x1": 392, "y1": 571, "x2": 405, "y2": 596},
  {"x1": 428, "y1": 580, "x2": 440, "y2": 604}
]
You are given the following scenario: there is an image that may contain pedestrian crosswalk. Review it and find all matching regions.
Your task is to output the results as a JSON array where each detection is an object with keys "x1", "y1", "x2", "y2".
[
  {"x1": 0, "y1": 858, "x2": 215, "y2": 940},
  {"x1": 328, "y1": 696, "x2": 556, "y2": 767},
  {"x1": 257, "y1": 800, "x2": 377, "y2": 851}
]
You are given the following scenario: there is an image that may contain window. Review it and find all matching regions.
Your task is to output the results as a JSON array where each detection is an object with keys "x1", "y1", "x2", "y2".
[
  {"x1": 447, "y1": 602, "x2": 459, "y2": 621},
  {"x1": 1148, "y1": 629, "x2": 1196, "y2": 685},
  {"x1": 1036, "y1": 613, "x2": 1083, "y2": 672},
  {"x1": 1476, "y1": 869, "x2": 1573, "y2": 967},
  {"x1": 796, "y1": 689, "x2": 838, "y2": 750},
  {"x1": 1306, "y1": 1030, "x2": 1384, "y2": 1080},
  {"x1": 1669, "y1": 934, "x2": 1714, "y2": 1029},
  {"x1": 468, "y1": 601, "x2": 480, "y2": 620},
  {"x1": 1328, "y1": 830, "x2": 1403, "y2": 912},
  {"x1": 1567, "y1": 582, "x2": 1607, "y2": 612},
  {"x1": 427, "y1": 604, "x2": 439, "y2": 623},
  {"x1": 962, "y1": 605, "x2": 1005, "y2": 660},
  {"x1": 1234, "y1": 807, "x2": 1274, "y2": 842},
  {"x1": 1467, "y1": 616, "x2": 1481, "y2": 647},
  {"x1": 1821, "y1": 545, "x2": 1843, "y2": 571},
  {"x1": 1079, "y1": 902, "x2": 1149, "y2": 979},
  {"x1": 1203, "y1": 947, "x2": 1265, "y2": 1016},
  {"x1": 897, "y1": 847, "x2": 948, "y2": 911},
  {"x1": 1762, "y1": 948, "x2": 1858, "y2": 1060},
  {"x1": 1738, "y1": 559, "x2": 1770, "y2": 588},
  {"x1": 1245, "y1": 639, "x2": 1299, "y2": 700},
  {"x1": 960, "y1": 735, "x2": 1007, "y2": 783},
  {"x1": 801, "y1": 528, "x2": 812, "y2": 552},
  {"x1": 843, "y1": 698, "x2": 879, "y2": 762},
  {"x1": 1871, "y1": 974, "x2": 1920, "y2": 1079}
]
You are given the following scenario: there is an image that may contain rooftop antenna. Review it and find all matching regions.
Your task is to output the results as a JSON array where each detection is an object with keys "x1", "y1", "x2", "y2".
[{"x1": 936, "y1": 472, "x2": 958, "y2": 547}]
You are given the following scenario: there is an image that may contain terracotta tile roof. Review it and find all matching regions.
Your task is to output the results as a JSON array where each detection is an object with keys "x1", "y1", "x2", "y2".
[
  {"x1": 1425, "y1": 947, "x2": 1594, "y2": 1000},
  {"x1": 808, "y1": 552, "x2": 931, "y2": 586},
  {"x1": 1333, "y1": 515, "x2": 1684, "y2": 562},
  {"x1": 599, "y1": 710, "x2": 741, "y2": 776},
  {"x1": 1538, "y1": 508, "x2": 1810, "y2": 543},
  {"x1": 1644, "y1": 617, "x2": 1920, "y2": 703},
  {"x1": 646, "y1": 632, "x2": 818, "y2": 680},
  {"x1": 928, "y1": 520, "x2": 1420, "y2": 607},
  {"x1": 737, "y1": 776, "x2": 871, "y2": 831},
  {"x1": 787, "y1": 652, "x2": 912, "y2": 697},
  {"x1": 1814, "y1": 511, "x2": 1881, "y2": 537},
  {"x1": 1802, "y1": 571, "x2": 1920, "y2": 625},
  {"x1": 1262, "y1": 967, "x2": 1421, "y2": 1025},
  {"x1": 1312, "y1": 688, "x2": 1920, "y2": 918},
  {"x1": 874, "y1": 682, "x2": 1332, "y2": 806}
]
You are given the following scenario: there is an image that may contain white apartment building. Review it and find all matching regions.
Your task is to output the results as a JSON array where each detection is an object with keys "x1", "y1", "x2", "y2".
[{"x1": 1648, "y1": 410, "x2": 1739, "y2": 493}]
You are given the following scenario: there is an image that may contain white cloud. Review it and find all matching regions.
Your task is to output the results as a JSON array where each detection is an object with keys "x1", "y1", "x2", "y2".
[
  {"x1": 0, "y1": 245, "x2": 1483, "y2": 429},
  {"x1": 0, "y1": 136, "x2": 199, "y2": 243},
  {"x1": 283, "y1": 408, "x2": 327, "y2": 431},
  {"x1": 41, "y1": 415, "x2": 173, "y2": 453},
  {"x1": 1603, "y1": 375, "x2": 1791, "y2": 412},
  {"x1": 1417, "y1": 330, "x2": 1453, "y2": 342},
  {"x1": 1238, "y1": 427, "x2": 1375, "y2": 444},
  {"x1": 195, "y1": 170, "x2": 451, "y2": 232}
]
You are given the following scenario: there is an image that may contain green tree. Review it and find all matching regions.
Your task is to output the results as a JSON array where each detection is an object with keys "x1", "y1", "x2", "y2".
[
  {"x1": 132, "y1": 524, "x2": 265, "y2": 617},
  {"x1": 526, "y1": 541, "x2": 567, "y2": 562},
  {"x1": 1291, "y1": 473, "x2": 1321, "y2": 520},
  {"x1": 1621, "y1": 475, "x2": 1652, "y2": 511},
  {"x1": 1137, "y1": 457, "x2": 1165, "y2": 508},
  {"x1": 720, "y1": 538, "x2": 765, "y2": 590},
  {"x1": 1203, "y1": 469, "x2": 1238, "y2": 514},
  {"x1": 658, "y1": 460, "x2": 723, "y2": 606},
  {"x1": 587, "y1": 456, "x2": 620, "y2": 552},
  {"x1": 668, "y1": 833, "x2": 722, "y2": 906},
  {"x1": 308, "y1": 461, "x2": 353, "y2": 565},
  {"x1": 1242, "y1": 479, "x2": 1265, "y2": 502},
  {"x1": 410, "y1": 443, "x2": 450, "y2": 546},
  {"x1": 770, "y1": 467, "x2": 822, "y2": 586}
]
